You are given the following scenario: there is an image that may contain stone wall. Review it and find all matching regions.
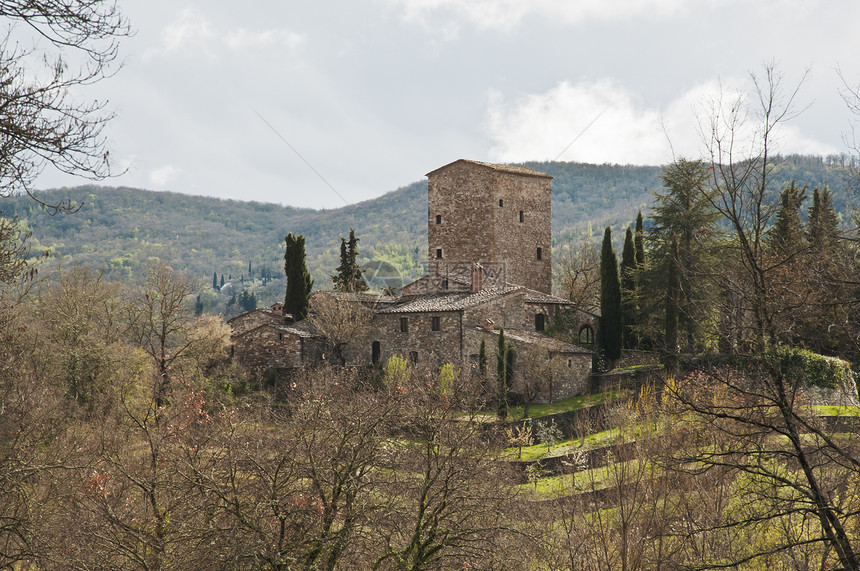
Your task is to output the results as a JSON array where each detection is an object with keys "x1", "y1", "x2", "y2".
[
  {"x1": 427, "y1": 161, "x2": 552, "y2": 294},
  {"x1": 229, "y1": 309, "x2": 281, "y2": 336},
  {"x1": 233, "y1": 326, "x2": 305, "y2": 374}
]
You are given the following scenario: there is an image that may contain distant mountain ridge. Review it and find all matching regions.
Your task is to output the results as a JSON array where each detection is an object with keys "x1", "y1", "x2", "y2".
[{"x1": 2, "y1": 156, "x2": 850, "y2": 303}]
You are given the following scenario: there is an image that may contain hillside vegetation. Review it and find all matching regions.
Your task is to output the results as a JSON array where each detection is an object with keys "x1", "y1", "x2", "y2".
[{"x1": 1, "y1": 155, "x2": 850, "y2": 304}]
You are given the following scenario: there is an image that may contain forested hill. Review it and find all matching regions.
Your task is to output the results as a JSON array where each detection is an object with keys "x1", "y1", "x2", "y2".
[{"x1": 2, "y1": 156, "x2": 851, "y2": 299}]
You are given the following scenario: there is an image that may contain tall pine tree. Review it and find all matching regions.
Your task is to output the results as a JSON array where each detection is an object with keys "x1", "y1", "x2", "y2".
[
  {"x1": 332, "y1": 227, "x2": 368, "y2": 292},
  {"x1": 284, "y1": 233, "x2": 313, "y2": 321},
  {"x1": 646, "y1": 158, "x2": 720, "y2": 352},
  {"x1": 599, "y1": 227, "x2": 622, "y2": 368}
]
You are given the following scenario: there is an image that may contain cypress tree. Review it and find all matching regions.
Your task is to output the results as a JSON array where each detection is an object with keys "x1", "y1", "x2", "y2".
[
  {"x1": 599, "y1": 227, "x2": 622, "y2": 368},
  {"x1": 808, "y1": 186, "x2": 839, "y2": 254},
  {"x1": 769, "y1": 180, "x2": 806, "y2": 255},
  {"x1": 621, "y1": 226, "x2": 637, "y2": 349},
  {"x1": 496, "y1": 329, "x2": 508, "y2": 420},
  {"x1": 212, "y1": 270, "x2": 218, "y2": 290},
  {"x1": 665, "y1": 235, "x2": 680, "y2": 371},
  {"x1": 220, "y1": 274, "x2": 224, "y2": 288},
  {"x1": 478, "y1": 337, "x2": 488, "y2": 376},
  {"x1": 634, "y1": 210, "x2": 645, "y2": 267},
  {"x1": 284, "y1": 233, "x2": 313, "y2": 321}
]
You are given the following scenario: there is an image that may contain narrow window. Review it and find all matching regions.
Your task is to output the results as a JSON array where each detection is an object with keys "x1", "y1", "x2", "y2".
[
  {"x1": 278, "y1": 332, "x2": 284, "y2": 341},
  {"x1": 371, "y1": 341, "x2": 381, "y2": 364},
  {"x1": 436, "y1": 248, "x2": 443, "y2": 259},
  {"x1": 568, "y1": 359, "x2": 572, "y2": 368},
  {"x1": 441, "y1": 279, "x2": 448, "y2": 290},
  {"x1": 435, "y1": 214, "x2": 442, "y2": 224},
  {"x1": 499, "y1": 199, "x2": 504, "y2": 207},
  {"x1": 519, "y1": 210, "x2": 524, "y2": 222},
  {"x1": 431, "y1": 316, "x2": 441, "y2": 331},
  {"x1": 536, "y1": 247, "x2": 542, "y2": 260},
  {"x1": 535, "y1": 313, "x2": 545, "y2": 332},
  {"x1": 400, "y1": 317, "x2": 408, "y2": 333},
  {"x1": 409, "y1": 351, "x2": 418, "y2": 367}
]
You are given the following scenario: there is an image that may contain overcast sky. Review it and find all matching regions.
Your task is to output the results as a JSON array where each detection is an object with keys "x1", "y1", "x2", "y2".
[{"x1": 35, "y1": 0, "x2": 860, "y2": 209}]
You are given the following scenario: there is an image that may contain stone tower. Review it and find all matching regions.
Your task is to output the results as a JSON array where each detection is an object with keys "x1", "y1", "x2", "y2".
[{"x1": 426, "y1": 159, "x2": 552, "y2": 294}]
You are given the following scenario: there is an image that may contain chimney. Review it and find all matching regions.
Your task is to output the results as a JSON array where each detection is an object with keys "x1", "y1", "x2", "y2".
[{"x1": 471, "y1": 262, "x2": 483, "y2": 292}]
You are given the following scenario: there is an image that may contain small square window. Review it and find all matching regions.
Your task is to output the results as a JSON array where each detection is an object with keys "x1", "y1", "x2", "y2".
[
  {"x1": 436, "y1": 248, "x2": 443, "y2": 259},
  {"x1": 431, "y1": 316, "x2": 441, "y2": 331},
  {"x1": 519, "y1": 210, "x2": 524, "y2": 222},
  {"x1": 537, "y1": 247, "x2": 542, "y2": 260},
  {"x1": 435, "y1": 214, "x2": 442, "y2": 224},
  {"x1": 400, "y1": 317, "x2": 408, "y2": 333},
  {"x1": 499, "y1": 199, "x2": 504, "y2": 207}
]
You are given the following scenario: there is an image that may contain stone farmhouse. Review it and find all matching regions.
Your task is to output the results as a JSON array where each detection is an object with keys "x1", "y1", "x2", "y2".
[{"x1": 231, "y1": 159, "x2": 597, "y2": 402}]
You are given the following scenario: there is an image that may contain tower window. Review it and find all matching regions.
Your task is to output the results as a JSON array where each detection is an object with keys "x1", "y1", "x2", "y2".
[
  {"x1": 435, "y1": 214, "x2": 442, "y2": 224},
  {"x1": 431, "y1": 316, "x2": 441, "y2": 331},
  {"x1": 278, "y1": 332, "x2": 284, "y2": 341},
  {"x1": 499, "y1": 199, "x2": 504, "y2": 207},
  {"x1": 537, "y1": 247, "x2": 542, "y2": 260},
  {"x1": 436, "y1": 248, "x2": 443, "y2": 259},
  {"x1": 400, "y1": 317, "x2": 408, "y2": 333},
  {"x1": 441, "y1": 279, "x2": 448, "y2": 290},
  {"x1": 535, "y1": 313, "x2": 545, "y2": 332},
  {"x1": 519, "y1": 210, "x2": 524, "y2": 222}
]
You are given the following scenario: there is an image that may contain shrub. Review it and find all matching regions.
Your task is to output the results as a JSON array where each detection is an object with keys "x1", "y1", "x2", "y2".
[{"x1": 777, "y1": 346, "x2": 856, "y2": 392}]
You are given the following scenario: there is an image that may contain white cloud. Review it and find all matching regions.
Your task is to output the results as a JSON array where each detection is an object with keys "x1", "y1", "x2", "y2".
[
  {"x1": 143, "y1": 8, "x2": 304, "y2": 60},
  {"x1": 387, "y1": 0, "x2": 722, "y2": 33},
  {"x1": 150, "y1": 165, "x2": 181, "y2": 187},
  {"x1": 486, "y1": 78, "x2": 836, "y2": 165}
]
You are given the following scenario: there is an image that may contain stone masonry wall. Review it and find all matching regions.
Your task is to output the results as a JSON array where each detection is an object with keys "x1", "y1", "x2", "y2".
[
  {"x1": 234, "y1": 327, "x2": 304, "y2": 374},
  {"x1": 427, "y1": 161, "x2": 552, "y2": 294}
]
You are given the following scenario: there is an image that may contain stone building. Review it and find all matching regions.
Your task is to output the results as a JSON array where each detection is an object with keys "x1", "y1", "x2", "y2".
[
  {"x1": 230, "y1": 160, "x2": 596, "y2": 402},
  {"x1": 229, "y1": 303, "x2": 325, "y2": 377}
]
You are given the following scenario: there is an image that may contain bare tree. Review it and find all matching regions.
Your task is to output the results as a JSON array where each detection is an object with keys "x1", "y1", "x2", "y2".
[
  {"x1": 555, "y1": 234, "x2": 601, "y2": 313},
  {"x1": 667, "y1": 64, "x2": 860, "y2": 569},
  {"x1": 308, "y1": 291, "x2": 373, "y2": 366},
  {"x1": 0, "y1": 0, "x2": 130, "y2": 212}
]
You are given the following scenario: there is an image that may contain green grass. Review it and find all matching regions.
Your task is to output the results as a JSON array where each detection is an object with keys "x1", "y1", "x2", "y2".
[
  {"x1": 812, "y1": 405, "x2": 860, "y2": 416},
  {"x1": 508, "y1": 389, "x2": 624, "y2": 420},
  {"x1": 504, "y1": 423, "x2": 649, "y2": 462},
  {"x1": 517, "y1": 459, "x2": 661, "y2": 499}
]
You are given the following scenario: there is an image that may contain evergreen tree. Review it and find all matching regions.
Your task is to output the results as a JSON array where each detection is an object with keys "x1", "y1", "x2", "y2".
[
  {"x1": 646, "y1": 158, "x2": 720, "y2": 352},
  {"x1": 769, "y1": 180, "x2": 806, "y2": 255},
  {"x1": 220, "y1": 274, "x2": 224, "y2": 288},
  {"x1": 194, "y1": 294, "x2": 203, "y2": 316},
  {"x1": 478, "y1": 337, "x2": 487, "y2": 376},
  {"x1": 808, "y1": 186, "x2": 839, "y2": 254},
  {"x1": 634, "y1": 210, "x2": 645, "y2": 267},
  {"x1": 284, "y1": 232, "x2": 313, "y2": 321},
  {"x1": 248, "y1": 260, "x2": 252, "y2": 276},
  {"x1": 212, "y1": 271, "x2": 218, "y2": 290},
  {"x1": 599, "y1": 227, "x2": 622, "y2": 368},
  {"x1": 621, "y1": 226, "x2": 637, "y2": 349},
  {"x1": 665, "y1": 235, "x2": 680, "y2": 372},
  {"x1": 332, "y1": 227, "x2": 368, "y2": 292},
  {"x1": 496, "y1": 329, "x2": 508, "y2": 420}
]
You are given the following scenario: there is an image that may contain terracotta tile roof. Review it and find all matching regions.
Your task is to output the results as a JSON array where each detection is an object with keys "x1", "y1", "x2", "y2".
[
  {"x1": 378, "y1": 285, "x2": 522, "y2": 314},
  {"x1": 521, "y1": 289, "x2": 575, "y2": 305},
  {"x1": 426, "y1": 159, "x2": 552, "y2": 179},
  {"x1": 484, "y1": 328, "x2": 592, "y2": 354},
  {"x1": 315, "y1": 291, "x2": 399, "y2": 305},
  {"x1": 232, "y1": 320, "x2": 321, "y2": 339}
]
